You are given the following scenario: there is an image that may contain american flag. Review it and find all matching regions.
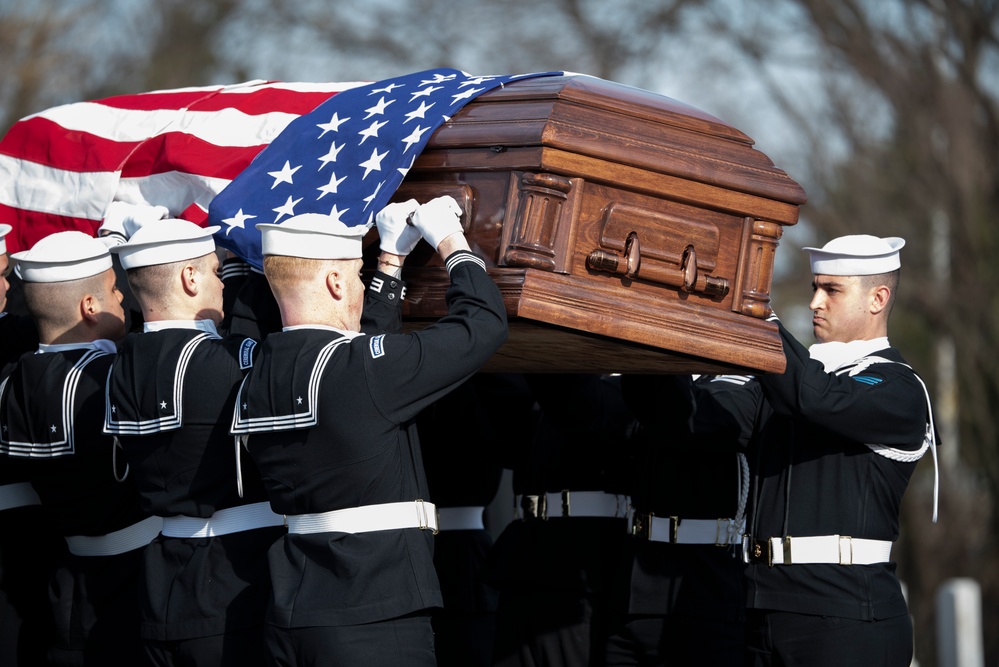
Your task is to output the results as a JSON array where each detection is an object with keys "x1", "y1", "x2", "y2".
[
  {"x1": 208, "y1": 68, "x2": 561, "y2": 268},
  {"x1": 0, "y1": 80, "x2": 362, "y2": 254}
]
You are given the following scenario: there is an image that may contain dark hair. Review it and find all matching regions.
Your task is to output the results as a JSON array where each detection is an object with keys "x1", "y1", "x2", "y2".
[{"x1": 859, "y1": 268, "x2": 900, "y2": 317}]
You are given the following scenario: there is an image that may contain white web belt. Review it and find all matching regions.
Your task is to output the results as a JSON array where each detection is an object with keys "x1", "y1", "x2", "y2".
[
  {"x1": 0, "y1": 482, "x2": 40, "y2": 511},
  {"x1": 744, "y1": 534, "x2": 893, "y2": 565},
  {"x1": 285, "y1": 500, "x2": 438, "y2": 535},
  {"x1": 65, "y1": 516, "x2": 163, "y2": 557},
  {"x1": 160, "y1": 501, "x2": 284, "y2": 538},
  {"x1": 437, "y1": 505, "x2": 485, "y2": 531}
]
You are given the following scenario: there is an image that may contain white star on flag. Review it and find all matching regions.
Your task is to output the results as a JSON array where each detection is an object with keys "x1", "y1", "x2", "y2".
[
  {"x1": 410, "y1": 85, "x2": 443, "y2": 101},
  {"x1": 359, "y1": 148, "x2": 388, "y2": 179},
  {"x1": 364, "y1": 97, "x2": 395, "y2": 119},
  {"x1": 370, "y1": 83, "x2": 403, "y2": 95},
  {"x1": 273, "y1": 196, "x2": 302, "y2": 221},
  {"x1": 317, "y1": 112, "x2": 350, "y2": 137},
  {"x1": 328, "y1": 204, "x2": 349, "y2": 224},
  {"x1": 405, "y1": 102, "x2": 434, "y2": 123},
  {"x1": 357, "y1": 119, "x2": 388, "y2": 144},
  {"x1": 267, "y1": 161, "x2": 300, "y2": 188},
  {"x1": 318, "y1": 142, "x2": 344, "y2": 169},
  {"x1": 401, "y1": 126, "x2": 431, "y2": 152},
  {"x1": 222, "y1": 209, "x2": 257, "y2": 235},
  {"x1": 317, "y1": 173, "x2": 347, "y2": 199},
  {"x1": 452, "y1": 87, "x2": 485, "y2": 103}
]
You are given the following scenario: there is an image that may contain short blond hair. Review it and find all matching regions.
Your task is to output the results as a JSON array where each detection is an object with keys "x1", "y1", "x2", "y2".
[
  {"x1": 126, "y1": 253, "x2": 216, "y2": 304},
  {"x1": 23, "y1": 271, "x2": 110, "y2": 333}
]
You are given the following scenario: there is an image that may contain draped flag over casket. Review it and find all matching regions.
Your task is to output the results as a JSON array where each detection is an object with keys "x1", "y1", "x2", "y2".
[
  {"x1": 0, "y1": 68, "x2": 809, "y2": 375},
  {"x1": 0, "y1": 80, "x2": 362, "y2": 254},
  {"x1": 207, "y1": 68, "x2": 562, "y2": 268}
]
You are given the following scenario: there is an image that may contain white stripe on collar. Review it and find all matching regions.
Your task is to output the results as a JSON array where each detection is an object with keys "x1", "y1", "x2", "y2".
[
  {"x1": 143, "y1": 320, "x2": 219, "y2": 336},
  {"x1": 37, "y1": 339, "x2": 117, "y2": 355},
  {"x1": 808, "y1": 337, "x2": 890, "y2": 373},
  {"x1": 282, "y1": 324, "x2": 364, "y2": 339}
]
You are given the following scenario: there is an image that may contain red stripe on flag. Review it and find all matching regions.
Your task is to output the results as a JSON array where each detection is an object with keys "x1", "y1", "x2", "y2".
[
  {"x1": 95, "y1": 86, "x2": 344, "y2": 116},
  {"x1": 0, "y1": 116, "x2": 139, "y2": 171},
  {"x1": 119, "y1": 133, "x2": 268, "y2": 180},
  {"x1": 0, "y1": 203, "x2": 99, "y2": 254}
]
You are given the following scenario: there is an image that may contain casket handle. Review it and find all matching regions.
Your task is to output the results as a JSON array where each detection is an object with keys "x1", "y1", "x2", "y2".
[{"x1": 587, "y1": 233, "x2": 729, "y2": 300}]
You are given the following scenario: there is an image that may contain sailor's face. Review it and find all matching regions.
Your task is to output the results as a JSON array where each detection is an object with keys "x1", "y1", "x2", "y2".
[{"x1": 809, "y1": 274, "x2": 874, "y2": 343}]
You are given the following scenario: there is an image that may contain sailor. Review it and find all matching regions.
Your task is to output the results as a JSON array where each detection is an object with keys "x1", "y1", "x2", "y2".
[
  {"x1": 1, "y1": 231, "x2": 157, "y2": 665},
  {"x1": 736, "y1": 235, "x2": 937, "y2": 666},
  {"x1": 229, "y1": 196, "x2": 508, "y2": 665},
  {"x1": 604, "y1": 372, "x2": 755, "y2": 666},
  {"x1": 103, "y1": 219, "x2": 285, "y2": 666}
]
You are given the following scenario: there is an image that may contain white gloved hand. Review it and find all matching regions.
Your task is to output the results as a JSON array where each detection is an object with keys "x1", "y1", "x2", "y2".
[
  {"x1": 376, "y1": 199, "x2": 421, "y2": 255},
  {"x1": 98, "y1": 202, "x2": 170, "y2": 247},
  {"x1": 410, "y1": 196, "x2": 464, "y2": 251}
]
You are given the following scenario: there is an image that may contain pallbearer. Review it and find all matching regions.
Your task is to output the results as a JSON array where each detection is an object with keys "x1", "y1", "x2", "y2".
[
  {"x1": 1, "y1": 232, "x2": 156, "y2": 665},
  {"x1": 105, "y1": 219, "x2": 284, "y2": 667},
  {"x1": 231, "y1": 197, "x2": 508, "y2": 666}
]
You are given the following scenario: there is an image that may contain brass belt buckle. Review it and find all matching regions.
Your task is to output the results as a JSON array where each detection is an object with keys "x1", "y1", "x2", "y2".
[
  {"x1": 520, "y1": 494, "x2": 547, "y2": 521},
  {"x1": 631, "y1": 512, "x2": 652, "y2": 540},
  {"x1": 561, "y1": 489, "x2": 571, "y2": 518}
]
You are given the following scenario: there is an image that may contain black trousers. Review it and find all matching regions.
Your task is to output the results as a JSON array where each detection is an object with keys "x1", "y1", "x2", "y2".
[
  {"x1": 744, "y1": 609, "x2": 913, "y2": 667},
  {"x1": 143, "y1": 625, "x2": 268, "y2": 667},
  {"x1": 263, "y1": 611, "x2": 436, "y2": 667},
  {"x1": 604, "y1": 613, "x2": 744, "y2": 667},
  {"x1": 492, "y1": 586, "x2": 605, "y2": 667}
]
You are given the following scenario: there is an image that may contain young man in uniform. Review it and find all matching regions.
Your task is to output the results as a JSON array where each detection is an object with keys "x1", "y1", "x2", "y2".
[
  {"x1": 735, "y1": 235, "x2": 936, "y2": 666},
  {"x1": 104, "y1": 219, "x2": 285, "y2": 666},
  {"x1": 1, "y1": 231, "x2": 158, "y2": 665},
  {"x1": 230, "y1": 196, "x2": 508, "y2": 666}
]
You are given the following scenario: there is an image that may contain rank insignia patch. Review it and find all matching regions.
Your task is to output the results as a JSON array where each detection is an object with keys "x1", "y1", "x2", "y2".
[{"x1": 370, "y1": 334, "x2": 386, "y2": 359}]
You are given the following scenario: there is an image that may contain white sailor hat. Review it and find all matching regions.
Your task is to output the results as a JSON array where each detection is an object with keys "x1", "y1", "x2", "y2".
[
  {"x1": 803, "y1": 235, "x2": 905, "y2": 276},
  {"x1": 11, "y1": 231, "x2": 113, "y2": 283},
  {"x1": 0, "y1": 224, "x2": 11, "y2": 255},
  {"x1": 257, "y1": 214, "x2": 365, "y2": 260},
  {"x1": 111, "y1": 219, "x2": 220, "y2": 270}
]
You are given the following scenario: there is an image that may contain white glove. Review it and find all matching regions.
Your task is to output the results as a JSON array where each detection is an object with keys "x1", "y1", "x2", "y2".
[
  {"x1": 410, "y1": 196, "x2": 463, "y2": 251},
  {"x1": 376, "y1": 199, "x2": 421, "y2": 255},
  {"x1": 98, "y1": 202, "x2": 170, "y2": 247}
]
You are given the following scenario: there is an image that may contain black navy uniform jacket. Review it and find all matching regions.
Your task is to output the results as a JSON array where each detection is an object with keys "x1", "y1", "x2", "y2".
[
  {"x1": 104, "y1": 320, "x2": 279, "y2": 641},
  {"x1": 745, "y1": 322, "x2": 930, "y2": 621},
  {"x1": 613, "y1": 373, "x2": 755, "y2": 622},
  {"x1": 231, "y1": 251, "x2": 508, "y2": 628},
  {"x1": 1, "y1": 342, "x2": 150, "y2": 647}
]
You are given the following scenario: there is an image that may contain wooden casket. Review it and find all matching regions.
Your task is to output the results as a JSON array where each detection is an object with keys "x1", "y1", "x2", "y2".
[{"x1": 364, "y1": 75, "x2": 807, "y2": 374}]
